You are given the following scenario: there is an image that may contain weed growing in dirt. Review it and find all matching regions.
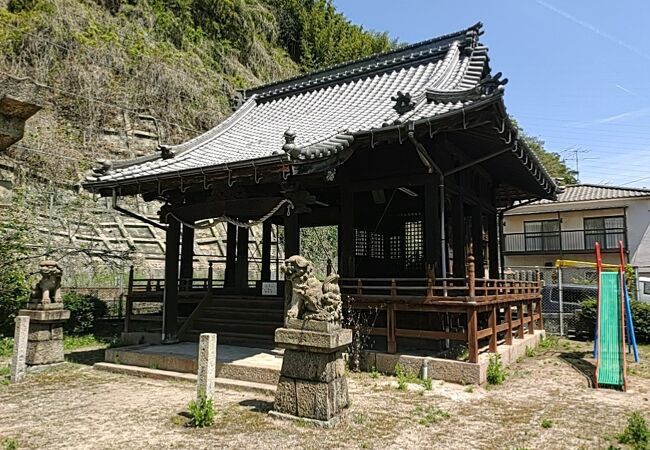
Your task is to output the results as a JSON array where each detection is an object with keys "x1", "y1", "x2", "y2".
[
  {"x1": 618, "y1": 411, "x2": 650, "y2": 450},
  {"x1": 395, "y1": 364, "x2": 432, "y2": 391},
  {"x1": 487, "y1": 354, "x2": 506, "y2": 385},
  {"x1": 538, "y1": 336, "x2": 559, "y2": 351},
  {"x1": 352, "y1": 412, "x2": 366, "y2": 424},
  {"x1": 149, "y1": 363, "x2": 159, "y2": 370},
  {"x1": 525, "y1": 346, "x2": 536, "y2": 357},
  {"x1": 0, "y1": 338, "x2": 12, "y2": 357},
  {"x1": 2, "y1": 437, "x2": 18, "y2": 450},
  {"x1": 188, "y1": 394, "x2": 215, "y2": 428},
  {"x1": 464, "y1": 385, "x2": 475, "y2": 393},
  {"x1": 63, "y1": 334, "x2": 104, "y2": 350},
  {"x1": 370, "y1": 366, "x2": 380, "y2": 379},
  {"x1": 415, "y1": 405, "x2": 450, "y2": 427},
  {"x1": 0, "y1": 366, "x2": 9, "y2": 386},
  {"x1": 541, "y1": 418, "x2": 553, "y2": 429}
]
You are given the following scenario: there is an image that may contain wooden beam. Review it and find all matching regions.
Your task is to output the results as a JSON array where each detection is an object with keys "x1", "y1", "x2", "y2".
[
  {"x1": 487, "y1": 211, "x2": 500, "y2": 279},
  {"x1": 339, "y1": 189, "x2": 355, "y2": 277},
  {"x1": 471, "y1": 205, "x2": 485, "y2": 277},
  {"x1": 284, "y1": 212, "x2": 300, "y2": 257},
  {"x1": 489, "y1": 305, "x2": 497, "y2": 352},
  {"x1": 387, "y1": 303, "x2": 397, "y2": 354},
  {"x1": 261, "y1": 221, "x2": 272, "y2": 281},
  {"x1": 468, "y1": 308, "x2": 478, "y2": 363},
  {"x1": 163, "y1": 217, "x2": 181, "y2": 340},
  {"x1": 236, "y1": 226, "x2": 249, "y2": 289},
  {"x1": 424, "y1": 179, "x2": 441, "y2": 276},
  {"x1": 224, "y1": 223, "x2": 237, "y2": 288},
  {"x1": 452, "y1": 193, "x2": 466, "y2": 278},
  {"x1": 179, "y1": 224, "x2": 194, "y2": 286}
]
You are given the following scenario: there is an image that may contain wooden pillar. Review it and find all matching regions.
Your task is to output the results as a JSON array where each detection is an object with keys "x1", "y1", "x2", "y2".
[
  {"x1": 224, "y1": 223, "x2": 237, "y2": 288},
  {"x1": 487, "y1": 212, "x2": 500, "y2": 279},
  {"x1": 424, "y1": 179, "x2": 441, "y2": 276},
  {"x1": 179, "y1": 224, "x2": 195, "y2": 289},
  {"x1": 387, "y1": 303, "x2": 396, "y2": 354},
  {"x1": 471, "y1": 206, "x2": 484, "y2": 278},
  {"x1": 284, "y1": 213, "x2": 299, "y2": 257},
  {"x1": 467, "y1": 307, "x2": 478, "y2": 363},
  {"x1": 452, "y1": 194, "x2": 466, "y2": 278},
  {"x1": 528, "y1": 300, "x2": 535, "y2": 334},
  {"x1": 261, "y1": 221, "x2": 272, "y2": 282},
  {"x1": 489, "y1": 305, "x2": 497, "y2": 352},
  {"x1": 236, "y1": 226, "x2": 249, "y2": 289},
  {"x1": 339, "y1": 189, "x2": 355, "y2": 277},
  {"x1": 517, "y1": 302, "x2": 525, "y2": 338},
  {"x1": 163, "y1": 216, "x2": 181, "y2": 341},
  {"x1": 505, "y1": 305, "x2": 513, "y2": 345}
]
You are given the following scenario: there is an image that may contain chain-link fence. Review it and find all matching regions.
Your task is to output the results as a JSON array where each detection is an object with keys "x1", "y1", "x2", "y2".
[{"x1": 508, "y1": 266, "x2": 599, "y2": 337}]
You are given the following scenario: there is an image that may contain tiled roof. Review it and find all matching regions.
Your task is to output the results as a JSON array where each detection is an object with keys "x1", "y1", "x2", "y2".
[
  {"x1": 530, "y1": 184, "x2": 650, "y2": 204},
  {"x1": 84, "y1": 23, "x2": 552, "y2": 195}
]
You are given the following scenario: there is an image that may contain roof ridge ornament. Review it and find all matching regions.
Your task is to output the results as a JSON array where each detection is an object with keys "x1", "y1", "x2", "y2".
[
  {"x1": 282, "y1": 127, "x2": 300, "y2": 159},
  {"x1": 159, "y1": 144, "x2": 175, "y2": 160},
  {"x1": 391, "y1": 91, "x2": 415, "y2": 114},
  {"x1": 477, "y1": 72, "x2": 508, "y2": 95}
]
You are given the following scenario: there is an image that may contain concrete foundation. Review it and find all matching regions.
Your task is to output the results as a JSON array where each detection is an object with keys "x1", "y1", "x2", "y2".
[{"x1": 360, "y1": 330, "x2": 546, "y2": 384}]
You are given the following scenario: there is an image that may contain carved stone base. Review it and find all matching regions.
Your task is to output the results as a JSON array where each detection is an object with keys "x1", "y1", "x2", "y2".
[
  {"x1": 18, "y1": 308, "x2": 70, "y2": 366},
  {"x1": 271, "y1": 325, "x2": 352, "y2": 425}
]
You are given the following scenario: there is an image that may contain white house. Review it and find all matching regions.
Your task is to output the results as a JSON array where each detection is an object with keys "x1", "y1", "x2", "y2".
[{"x1": 503, "y1": 184, "x2": 650, "y2": 277}]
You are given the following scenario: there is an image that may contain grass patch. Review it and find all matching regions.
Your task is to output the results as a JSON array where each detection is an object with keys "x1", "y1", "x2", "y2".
[
  {"x1": 63, "y1": 334, "x2": 108, "y2": 350},
  {"x1": 0, "y1": 337, "x2": 13, "y2": 357},
  {"x1": 415, "y1": 405, "x2": 450, "y2": 427},
  {"x1": 188, "y1": 394, "x2": 215, "y2": 428},
  {"x1": 1, "y1": 365, "x2": 9, "y2": 385},
  {"x1": 2, "y1": 437, "x2": 19, "y2": 450},
  {"x1": 618, "y1": 411, "x2": 650, "y2": 450},
  {"x1": 538, "y1": 336, "x2": 560, "y2": 351},
  {"x1": 486, "y1": 354, "x2": 506, "y2": 385},
  {"x1": 525, "y1": 346, "x2": 536, "y2": 357},
  {"x1": 464, "y1": 385, "x2": 475, "y2": 393},
  {"x1": 395, "y1": 364, "x2": 432, "y2": 391},
  {"x1": 369, "y1": 366, "x2": 380, "y2": 379},
  {"x1": 541, "y1": 418, "x2": 553, "y2": 429}
]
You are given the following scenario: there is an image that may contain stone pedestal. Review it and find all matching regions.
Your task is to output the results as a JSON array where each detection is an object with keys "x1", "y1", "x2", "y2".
[
  {"x1": 270, "y1": 320, "x2": 352, "y2": 427},
  {"x1": 18, "y1": 308, "x2": 70, "y2": 366}
]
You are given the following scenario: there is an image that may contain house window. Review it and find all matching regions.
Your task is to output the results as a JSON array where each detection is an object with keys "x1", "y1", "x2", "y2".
[
  {"x1": 584, "y1": 216, "x2": 625, "y2": 250},
  {"x1": 389, "y1": 235, "x2": 402, "y2": 260},
  {"x1": 524, "y1": 220, "x2": 560, "y2": 251},
  {"x1": 355, "y1": 229, "x2": 367, "y2": 256}
]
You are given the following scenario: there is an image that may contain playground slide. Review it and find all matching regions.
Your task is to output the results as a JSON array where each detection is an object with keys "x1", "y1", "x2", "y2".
[{"x1": 595, "y1": 271, "x2": 625, "y2": 388}]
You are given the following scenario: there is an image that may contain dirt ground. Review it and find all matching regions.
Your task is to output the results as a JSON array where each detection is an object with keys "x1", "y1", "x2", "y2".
[{"x1": 1, "y1": 339, "x2": 650, "y2": 450}]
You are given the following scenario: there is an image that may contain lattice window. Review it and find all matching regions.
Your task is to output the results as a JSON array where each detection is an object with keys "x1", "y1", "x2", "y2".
[
  {"x1": 355, "y1": 229, "x2": 367, "y2": 256},
  {"x1": 404, "y1": 219, "x2": 423, "y2": 269},
  {"x1": 389, "y1": 235, "x2": 402, "y2": 260},
  {"x1": 369, "y1": 232, "x2": 384, "y2": 259}
]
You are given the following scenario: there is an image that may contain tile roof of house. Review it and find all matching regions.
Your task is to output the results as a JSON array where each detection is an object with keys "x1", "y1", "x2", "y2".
[
  {"x1": 84, "y1": 23, "x2": 555, "y2": 197},
  {"x1": 534, "y1": 184, "x2": 650, "y2": 204}
]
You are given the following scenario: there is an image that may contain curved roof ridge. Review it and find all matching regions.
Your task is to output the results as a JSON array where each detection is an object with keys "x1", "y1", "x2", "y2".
[{"x1": 248, "y1": 22, "x2": 483, "y2": 100}]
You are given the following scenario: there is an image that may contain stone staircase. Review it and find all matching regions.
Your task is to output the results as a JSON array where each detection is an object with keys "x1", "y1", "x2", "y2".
[{"x1": 181, "y1": 295, "x2": 284, "y2": 348}]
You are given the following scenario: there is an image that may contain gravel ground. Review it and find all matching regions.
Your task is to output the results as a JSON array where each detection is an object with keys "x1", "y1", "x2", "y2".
[{"x1": 1, "y1": 339, "x2": 649, "y2": 449}]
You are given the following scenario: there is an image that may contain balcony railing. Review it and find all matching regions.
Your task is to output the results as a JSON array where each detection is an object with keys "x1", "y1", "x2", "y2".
[{"x1": 503, "y1": 229, "x2": 626, "y2": 254}]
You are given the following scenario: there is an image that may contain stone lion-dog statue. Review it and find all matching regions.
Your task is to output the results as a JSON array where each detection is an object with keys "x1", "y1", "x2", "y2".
[
  {"x1": 30, "y1": 260, "x2": 63, "y2": 306},
  {"x1": 281, "y1": 255, "x2": 342, "y2": 323}
]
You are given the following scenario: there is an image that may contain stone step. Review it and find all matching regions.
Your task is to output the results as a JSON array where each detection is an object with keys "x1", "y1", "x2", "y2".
[
  {"x1": 208, "y1": 298, "x2": 284, "y2": 310},
  {"x1": 183, "y1": 331, "x2": 275, "y2": 348},
  {"x1": 199, "y1": 311, "x2": 283, "y2": 324},
  {"x1": 93, "y1": 362, "x2": 276, "y2": 395},
  {"x1": 202, "y1": 305, "x2": 284, "y2": 317},
  {"x1": 192, "y1": 318, "x2": 280, "y2": 333}
]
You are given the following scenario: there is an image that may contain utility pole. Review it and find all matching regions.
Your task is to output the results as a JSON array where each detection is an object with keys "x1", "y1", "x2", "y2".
[{"x1": 563, "y1": 146, "x2": 594, "y2": 183}]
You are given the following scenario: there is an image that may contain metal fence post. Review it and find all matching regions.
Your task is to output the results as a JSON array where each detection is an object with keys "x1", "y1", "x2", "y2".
[{"x1": 558, "y1": 266, "x2": 564, "y2": 336}]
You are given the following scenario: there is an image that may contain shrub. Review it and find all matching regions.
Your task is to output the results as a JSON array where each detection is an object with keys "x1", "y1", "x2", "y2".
[
  {"x1": 188, "y1": 394, "x2": 215, "y2": 428},
  {"x1": 62, "y1": 292, "x2": 107, "y2": 335},
  {"x1": 618, "y1": 411, "x2": 650, "y2": 450},
  {"x1": 487, "y1": 354, "x2": 506, "y2": 385},
  {"x1": 0, "y1": 268, "x2": 30, "y2": 338},
  {"x1": 577, "y1": 299, "x2": 650, "y2": 343},
  {"x1": 0, "y1": 338, "x2": 14, "y2": 357},
  {"x1": 541, "y1": 418, "x2": 553, "y2": 429}
]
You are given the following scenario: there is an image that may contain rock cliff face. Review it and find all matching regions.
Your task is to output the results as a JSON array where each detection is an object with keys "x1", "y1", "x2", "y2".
[{"x1": 0, "y1": 0, "x2": 390, "y2": 280}]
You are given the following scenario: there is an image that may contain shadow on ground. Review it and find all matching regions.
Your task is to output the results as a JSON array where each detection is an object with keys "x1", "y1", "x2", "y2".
[
  {"x1": 239, "y1": 399, "x2": 273, "y2": 413},
  {"x1": 559, "y1": 350, "x2": 595, "y2": 386},
  {"x1": 65, "y1": 348, "x2": 107, "y2": 365}
]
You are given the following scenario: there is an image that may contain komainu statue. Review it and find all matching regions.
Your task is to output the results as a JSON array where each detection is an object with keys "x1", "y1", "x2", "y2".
[
  {"x1": 281, "y1": 255, "x2": 342, "y2": 323},
  {"x1": 30, "y1": 260, "x2": 63, "y2": 307}
]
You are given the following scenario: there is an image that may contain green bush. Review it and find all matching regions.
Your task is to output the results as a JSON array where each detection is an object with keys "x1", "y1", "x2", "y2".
[
  {"x1": 62, "y1": 292, "x2": 108, "y2": 335},
  {"x1": 618, "y1": 411, "x2": 650, "y2": 450},
  {"x1": 577, "y1": 299, "x2": 650, "y2": 343},
  {"x1": 487, "y1": 354, "x2": 506, "y2": 385},
  {"x1": 0, "y1": 270, "x2": 29, "y2": 338},
  {"x1": 188, "y1": 394, "x2": 215, "y2": 428}
]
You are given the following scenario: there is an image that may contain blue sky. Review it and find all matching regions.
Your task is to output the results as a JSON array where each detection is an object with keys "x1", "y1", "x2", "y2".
[{"x1": 333, "y1": 0, "x2": 650, "y2": 188}]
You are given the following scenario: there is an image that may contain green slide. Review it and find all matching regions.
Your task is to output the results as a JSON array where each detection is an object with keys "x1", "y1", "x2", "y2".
[{"x1": 596, "y1": 272, "x2": 624, "y2": 388}]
